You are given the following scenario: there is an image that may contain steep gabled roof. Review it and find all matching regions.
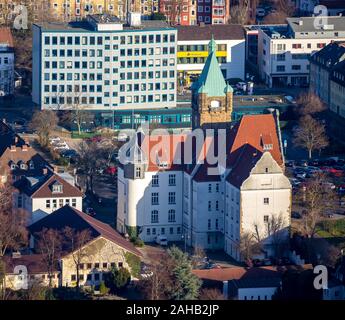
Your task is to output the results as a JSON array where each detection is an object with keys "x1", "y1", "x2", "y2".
[
  {"x1": 226, "y1": 144, "x2": 262, "y2": 188},
  {"x1": 15, "y1": 172, "x2": 82, "y2": 198},
  {"x1": 228, "y1": 114, "x2": 283, "y2": 167},
  {"x1": 28, "y1": 205, "x2": 142, "y2": 257}
]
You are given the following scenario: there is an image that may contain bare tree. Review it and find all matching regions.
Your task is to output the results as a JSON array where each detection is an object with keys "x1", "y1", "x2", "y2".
[
  {"x1": 199, "y1": 288, "x2": 225, "y2": 300},
  {"x1": 296, "y1": 92, "x2": 326, "y2": 116},
  {"x1": 162, "y1": 0, "x2": 186, "y2": 25},
  {"x1": 238, "y1": 232, "x2": 260, "y2": 265},
  {"x1": 0, "y1": 0, "x2": 14, "y2": 26},
  {"x1": 265, "y1": 213, "x2": 289, "y2": 258},
  {"x1": 63, "y1": 227, "x2": 92, "y2": 291},
  {"x1": 296, "y1": 174, "x2": 336, "y2": 238},
  {"x1": 76, "y1": 140, "x2": 105, "y2": 192},
  {"x1": 29, "y1": 110, "x2": 59, "y2": 147},
  {"x1": 0, "y1": 184, "x2": 28, "y2": 257},
  {"x1": 35, "y1": 228, "x2": 63, "y2": 289},
  {"x1": 230, "y1": 0, "x2": 251, "y2": 25},
  {"x1": 293, "y1": 115, "x2": 329, "y2": 159}
]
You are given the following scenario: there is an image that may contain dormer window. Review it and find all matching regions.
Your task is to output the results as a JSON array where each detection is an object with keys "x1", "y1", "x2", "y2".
[
  {"x1": 51, "y1": 182, "x2": 63, "y2": 193},
  {"x1": 10, "y1": 163, "x2": 16, "y2": 170},
  {"x1": 29, "y1": 161, "x2": 34, "y2": 170},
  {"x1": 20, "y1": 163, "x2": 27, "y2": 170}
]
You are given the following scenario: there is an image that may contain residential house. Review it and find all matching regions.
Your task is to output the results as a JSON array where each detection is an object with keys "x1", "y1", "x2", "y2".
[
  {"x1": 0, "y1": 28, "x2": 14, "y2": 96},
  {"x1": 309, "y1": 41, "x2": 345, "y2": 105},
  {"x1": 28, "y1": 205, "x2": 142, "y2": 288},
  {"x1": 14, "y1": 169, "x2": 83, "y2": 224}
]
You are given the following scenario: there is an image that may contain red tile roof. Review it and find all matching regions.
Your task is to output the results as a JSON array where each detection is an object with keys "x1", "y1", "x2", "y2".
[
  {"x1": 193, "y1": 265, "x2": 313, "y2": 282},
  {"x1": 0, "y1": 28, "x2": 14, "y2": 47},
  {"x1": 228, "y1": 114, "x2": 283, "y2": 167}
]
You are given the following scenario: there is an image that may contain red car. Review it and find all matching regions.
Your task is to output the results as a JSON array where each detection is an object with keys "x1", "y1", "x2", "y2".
[{"x1": 105, "y1": 166, "x2": 117, "y2": 175}]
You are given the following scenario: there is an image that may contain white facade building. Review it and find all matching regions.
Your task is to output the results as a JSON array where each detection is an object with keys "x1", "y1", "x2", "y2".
[
  {"x1": 32, "y1": 14, "x2": 177, "y2": 111},
  {"x1": 258, "y1": 17, "x2": 345, "y2": 87},
  {"x1": 14, "y1": 169, "x2": 83, "y2": 224},
  {"x1": 117, "y1": 114, "x2": 291, "y2": 261},
  {"x1": 0, "y1": 28, "x2": 14, "y2": 96}
]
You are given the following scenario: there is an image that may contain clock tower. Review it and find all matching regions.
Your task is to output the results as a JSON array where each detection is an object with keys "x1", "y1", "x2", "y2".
[{"x1": 191, "y1": 36, "x2": 233, "y2": 130}]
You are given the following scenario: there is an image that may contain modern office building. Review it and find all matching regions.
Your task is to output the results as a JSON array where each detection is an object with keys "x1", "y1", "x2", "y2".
[
  {"x1": 177, "y1": 24, "x2": 245, "y2": 86},
  {"x1": 0, "y1": 28, "x2": 14, "y2": 96},
  {"x1": 33, "y1": 13, "x2": 178, "y2": 111},
  {"x1": 258, "y1": 16, "x2": 345, "y2": 87}
]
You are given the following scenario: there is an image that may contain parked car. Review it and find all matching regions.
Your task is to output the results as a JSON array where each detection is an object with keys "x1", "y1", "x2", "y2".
[
  {"x1": 256, "y1": 7, "x2": 266, "y2": 17},
  {"x1": 155, "y1": 235, "x2": 168, "y2": 246},
  {"x1": 86, "y1": 207, "x2": 96, "y2": 216},
  {"x1": 291, "y1": 211, "x2": 302, "y2": 219},
  {"x1": 117, "y1": 133, "x2": 128, "y2": 142},
  {"x1": 285, "y1": 160, "x2": 295, "y2": 167},
  {"x1": 105, "y1": 166, "x2": 117, "y2": 175}
]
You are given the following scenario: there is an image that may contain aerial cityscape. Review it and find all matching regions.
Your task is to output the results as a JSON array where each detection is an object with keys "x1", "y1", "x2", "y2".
[{"x1": 1, "y1": 0, "x2": 345, "y2": 307}]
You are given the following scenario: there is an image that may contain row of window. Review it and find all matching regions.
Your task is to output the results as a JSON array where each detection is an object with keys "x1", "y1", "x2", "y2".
[
  {"x1": 119, "y1": 114, "x2": 191, "y2": 125},
  {"x1": 119, "y1": 94, "x2": 175, "y2": 104},
  {"x1": 44, "y1": 34, "x2": 176, "y2": 46},
  {"x1": 151, "y1": 192, "x2": 176, "y2": 205},
  {"x1": 178, "y1": 57, "x2": 227, "y2": 64},
  {"x1": 46, "y1": 198, "x2": 77, "y2": 209},
  {"x1": 78, "y1": 261, "x2": 121, "y2": 270},
  {"x1": 44, "y1": 81, "x2": 175, "y2": 93},
  {"x1": 146, "y1": 226, "x2": 181, "y2": 236},
  {"x1": 120, "y1": 47, "x2": 175, "y2": 57},
  {"x1": 207, "y1": 218, "x2": 220, "y2": 230},
  {"x1": 152, "y1": 174, "x2": 176, "y2": 187},
  {"x1": 151, "y1": 209, "x2": 176, "y2": 223}
]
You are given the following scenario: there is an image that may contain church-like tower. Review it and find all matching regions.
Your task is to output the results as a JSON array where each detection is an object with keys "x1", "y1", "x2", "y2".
[{"x1": 191, "y1": 37, "x2": 233, "y2": 130}]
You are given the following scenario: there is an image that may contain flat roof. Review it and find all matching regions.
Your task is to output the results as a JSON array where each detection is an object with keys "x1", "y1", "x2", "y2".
[
  {"x1": 34, "y1": 19, "x2": 175, "y2": 32},
  {"x1": 177, "y1": 24, "x2": 245, "y2": 41},
  {"x1": 287, "y1": 16, "x2": 345, "y2": 33}
]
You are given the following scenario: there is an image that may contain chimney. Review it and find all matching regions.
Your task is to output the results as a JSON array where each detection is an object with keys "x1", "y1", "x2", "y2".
[
  {"x1": 14, "y1": 136, "x2": 18, "y2": 144},
  {"x1": 22, "y1": 144, "x2": 28, "y2": 151},
  {"x1": 53, "y1": 165, "x2": 58, "y2": 173},
  {"x1": 42, "y1": 168, "x2": 48, "y2": 175},
  {"x1": 298, "y1": 20, "x2": 303, "y2": 26},
  {"x1": 10, "y1": 145, "x2": 16, "y2": 152},
  {"x1": 2, "y1": 118, "x2": 6, "y2": 124}
]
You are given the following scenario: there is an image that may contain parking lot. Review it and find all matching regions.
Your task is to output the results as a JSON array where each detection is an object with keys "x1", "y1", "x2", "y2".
[{"x1": 287, "y1": 157, "x2": 345, "y2": 220}]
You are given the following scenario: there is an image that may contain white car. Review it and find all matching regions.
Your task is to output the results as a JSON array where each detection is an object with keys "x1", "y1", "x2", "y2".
[
  {"x1": 155, "y1": 235, "x2": 168, "y2": 246},
  {"x1": 256, "y1": 8, "x2": 266, "y2": 17},
  {"x1": 49, "y1": 136, "x2": 61, "y2": 144},
  {"x1": 117, "y1": 133, "x2": 128, "y2": 142}
]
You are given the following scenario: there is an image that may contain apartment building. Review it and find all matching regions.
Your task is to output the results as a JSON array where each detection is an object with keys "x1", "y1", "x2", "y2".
[
  {"x1": 0, "y1": 28, "x2": 14, "y2": 96},
  {"x1": 177, "y1": 24, "x2": 245, "y2": 86},
  {"x1": 32, "y1": 13, "x2": 177, "y2": 111},
  {"x1": 258, "y1": 17, "x2": 345, "y2": 87},
  {"x1": 159, "y1": 0, "x2": 197, "y2": 26},
  {"x1": 330, "y1": 60, "x2": 345, "y2": 118},
  {"x1": 196, "y1": 0, "x2": 230, "y2": 24},
  {"x1": 309, "y1": 41, "x2": 345, "y2": 105},
  {"x1": 117, "y1": 39, "x2": 291, "y2": 261}
]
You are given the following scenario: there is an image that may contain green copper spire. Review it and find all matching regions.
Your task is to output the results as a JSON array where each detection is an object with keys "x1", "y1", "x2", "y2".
[
  {"x1": 208, "y1": 34, "x2": 216, "y2": 54},
  {"x1": 192, "y1": 37, "x2": 231, "y2": 97}
]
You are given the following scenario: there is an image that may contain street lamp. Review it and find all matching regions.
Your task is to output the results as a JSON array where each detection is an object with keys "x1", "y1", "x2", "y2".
[{"x1": 181, "y1": 232, "x2": 190, "y2": 253}]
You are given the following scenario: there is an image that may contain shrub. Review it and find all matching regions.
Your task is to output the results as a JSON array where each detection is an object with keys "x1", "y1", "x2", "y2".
[{"x1": 99, "y1": 281, "x2": 110, "y2": 296}]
